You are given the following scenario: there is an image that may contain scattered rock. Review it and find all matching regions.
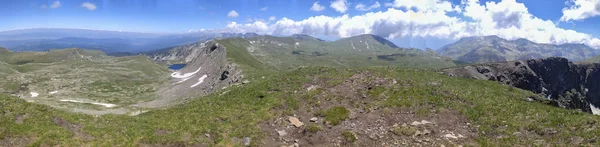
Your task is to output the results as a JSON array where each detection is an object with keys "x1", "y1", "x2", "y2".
[
  {"x1": 294, "y1": 143, "x2": 299, "y2": 147},
  {"x1": 15, "y1": 114, "x2": 28, "y2": 124},
  {"x1": 242, "y1": 137, "x2": 251, "y2": 146},
  {"x1": 205, "y1": 134, "x2": 211, "y2": 138},
  {"x1": 288, "y1": 117, "x2": 304, "y2": 127},
  {"x1": 443, "y1": 133, "x2": 463, "y2": 139},
  {"x1": 307, "y1": 85, "x2": 318, "y2": 91},
  {"x1": 422, "y1": 129, "x2": 431, "y2": 135},
  {"x1": 411, "y1": 120, "x2": 432, "y2": 126},
  {"x1": 570, "y1": 136, "x2": 584, "y2": 145},
  {"x1": 242, "y1": 80, "x2": 250, "y2": 84},
  {"x1": 428, "y1": 82, "x2": 441, "y2": 86},
  {"x1": 526, "y1": 97, "x2": 535, "y2": 102},
  {"x1": 309, "y1": 117, "x2": 318, "y2": 122},
  {"x1": 277, "y1": 129, "x2": 288, "y2": 137}
]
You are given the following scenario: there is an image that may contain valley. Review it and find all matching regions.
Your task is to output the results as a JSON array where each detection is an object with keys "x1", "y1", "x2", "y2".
[{"x1": 1, "y1": 33, "x2": 600, "y2": 146}]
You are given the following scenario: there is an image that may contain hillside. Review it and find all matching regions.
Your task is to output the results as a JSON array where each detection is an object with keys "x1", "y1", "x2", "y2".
[
  {"x1": 0, "y1": 49, "x2": 174, "y2": 115},
  {"x1": 2, "y1": 67, "x2": 600, "y2": 146},
  {"x1": 214, "y1": 34, "x2": 459, "y2": 70},
  {"x1": 3, "y1": 35, "x2": 600, "y2": 146},
  {"x1": 438, "y1": 36, "x2": 600, "y2": 63}
]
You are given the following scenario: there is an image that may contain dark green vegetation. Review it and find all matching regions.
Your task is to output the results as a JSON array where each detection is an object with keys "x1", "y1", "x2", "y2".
[
  {"x1": 438, "y1": 35, "x2": 600, "y2": 63},
  {"x1": 315, "y1": 106, "x2": 349, "y2": 126},
  {"x1": 2, "y1": 66, "x2": 600, "y2": 146}
]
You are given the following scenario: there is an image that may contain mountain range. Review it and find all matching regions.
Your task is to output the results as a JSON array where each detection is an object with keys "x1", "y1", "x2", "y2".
[
  {"x1": 3, "y1": 31, "x2": 600, "y2": 146},
  {"x1": 0, "y1": 28, "x2": 259, "y2": 54},
  {"x1": 438, "y1": 35, "x2": 600, "y2": 63}
]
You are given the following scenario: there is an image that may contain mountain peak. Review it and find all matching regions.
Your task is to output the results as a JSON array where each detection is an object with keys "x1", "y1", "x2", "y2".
[
  {"x1": 291, "y1": 34, "x2": 324, "y2": 41},
  {"x1": 341, "y1": 34, "x2": 398, "y2": 48}
]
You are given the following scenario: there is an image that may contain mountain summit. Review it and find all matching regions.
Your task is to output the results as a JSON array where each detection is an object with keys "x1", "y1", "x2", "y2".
[{"x1": 438, "y1": 35, "x2": 600, "y2": 63}]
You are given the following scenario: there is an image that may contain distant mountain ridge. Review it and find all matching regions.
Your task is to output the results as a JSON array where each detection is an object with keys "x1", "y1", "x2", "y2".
[
  {"x1": 438, "y1": 35, "x2": 600, "y2": 63},
  {"x1": 0, "y1": 29, "x2": 260, "y2": 54}
]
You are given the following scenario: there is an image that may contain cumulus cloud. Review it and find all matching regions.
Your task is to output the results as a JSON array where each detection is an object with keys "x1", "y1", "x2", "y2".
[
  {"x1": 223, "y1": 0, "x2": 600, "y2": 49},
  {"x1": 260, "y1": 7, "x2": 268, "y2": 11},
  {"x1": 355, "y1": 1, "x2": 381, "y2": 11},
  {"x1": 227, "y1": 10, "x2": 239, "y2": 18},
  {"x1": 269, "y1": 16, "x2": 277, "y2": 21},
  {"x1": 384, "y1": 2, "x2": 394, "y2": 7},
  {"x1": 310, "y1": 2, "x2": 326, "y2": 12},
  {"x1": 391, "y1": 0, "x2": 460, "y2": 12},
  {"x1": 81, "y1": 2, "x2": 97, "y2": 11},
  {"x1": 49, "y1": 1, "x2": 61, "y2": 8},
  {"x1": 560, "y1": 0, "x2": 600, "y2": 21},
  {"x1": 330, "y1": 0, "x2": 349, "y2": 13}
]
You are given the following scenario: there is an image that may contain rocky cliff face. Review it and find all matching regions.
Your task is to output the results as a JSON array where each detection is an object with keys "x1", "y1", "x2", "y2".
[
  {"x1": 138, "y1": 40, "x2": 243, "y2": 108},
  {"x1": 443, "y1": 57, "x2": 600, "y2": 113}
]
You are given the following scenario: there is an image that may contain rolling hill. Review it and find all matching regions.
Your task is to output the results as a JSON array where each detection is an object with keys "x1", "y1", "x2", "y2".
[{"x1": 2, "y1": 34, "x2": 600, "y2": 146}]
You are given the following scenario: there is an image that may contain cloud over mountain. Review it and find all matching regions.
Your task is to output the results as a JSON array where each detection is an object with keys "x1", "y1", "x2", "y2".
[
  {"x1": 222, "y1": 0, "x2": 600, "y2": 49},
  {"x1": 560, "y1": 0, "x2": 600, "y2": 21}
]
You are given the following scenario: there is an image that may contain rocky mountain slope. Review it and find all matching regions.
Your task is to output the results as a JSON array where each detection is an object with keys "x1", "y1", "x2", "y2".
[
  {"x1": 438, "y1": 36, "x2": 600, "y2": 63},
  {"x1": 4, "y1": 34, "x2": 600, "y2": 146},
  {"x1": 136, "y1": 41, "x2": 243, "y2": 108},
  {"x1": 443, "y1": 57, "x2": 600, "y2": 114},
  {"x1": 3, "y1": 67, "x2": 600, "y2": 146}
]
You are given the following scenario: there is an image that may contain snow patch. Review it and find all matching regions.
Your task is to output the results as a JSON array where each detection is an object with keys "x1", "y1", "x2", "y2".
[
  {"x1": 190, "y1": 75, "x2": 208, "y2": 88},
  {"x1": 30, "y1": 92, "x2": 39, "y2": 98},
  {"x1": 59, "y1": 99, "x2": 117, "y2": 108},
  {"x1": 295, "y1": 42, "x2": 299, "y2": 46},
  {"x1": 171, "y1": 67, "x2": 201, "y2": 80},
  {"x1": 365, "y1": 42, "x2": 370, "y2": 49},
  {"x1": 351, "y1": 43, "x2": 356, "y2": 50},
  {"x1": 49, "y1": 91, "x2": 59, "y2": 94},
  {"x1": 591, "y1": 104, "x2": 600, "y2": 115}
]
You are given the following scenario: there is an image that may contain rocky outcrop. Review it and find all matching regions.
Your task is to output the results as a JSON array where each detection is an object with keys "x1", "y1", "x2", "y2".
[
  {"x1": 443, "y1": 57, "x2": 600, "y2": 113},
  {"x1": 138, "y1": 40, "x2": 243, "y2": 108}
]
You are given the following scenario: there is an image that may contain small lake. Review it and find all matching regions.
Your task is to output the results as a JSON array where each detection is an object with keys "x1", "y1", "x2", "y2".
[{"x1": 168, "y1": 64, "x2": 187, "y2": 70}]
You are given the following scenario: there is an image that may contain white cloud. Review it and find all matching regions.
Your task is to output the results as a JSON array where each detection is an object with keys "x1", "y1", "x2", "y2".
[
  {"x1": 227, "y1": 10, "x2": 239, "y2": 18},
  {"x1": 560, "y1": 0, "x2": 600, "y2": 21},
  {"x1": 223, "y1": 0, "x2": 600, "y2": 49},
  {"x1": 41, "y1": 5, "x2": 47, "y2": 9},
  {"x1": 260, "y1": 7, "x2": 268, "y2": 11},
  {"x1": 81, "y1": 2, "x2": 97, "y2": 11},
  {"x1": 50, "y1": 1, "x2": 61, "y2": 9},
  {"x1": 356, "y1": 2, "x2": 381, "y2": 11},
  {"x1": 269, "y1": 16, "x2": 277, "y2": 21},
  {"x1": 391, "y1": 0, "x2": 460, "y2": 12},
  {"x1": 330, "y1": 0, "x2": 349, "y2": 13},
  {"x1": 384, "y1": 2, "x2": 394, "y2": 7},
  {"x1": 310, "y1": 2, "x2": 326, "y2": 12}
]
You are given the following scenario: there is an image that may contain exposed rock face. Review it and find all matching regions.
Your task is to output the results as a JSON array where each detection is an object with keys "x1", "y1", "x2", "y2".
[
  {"x1": 139, "y1": 40, "x2": 243, "y2": 108},
  {"x1": 145, "y1": 42, "x2": 209, "y2": 64},
  {"x1": 443, "y1": 57, "x2": 600, "y2": 113}
]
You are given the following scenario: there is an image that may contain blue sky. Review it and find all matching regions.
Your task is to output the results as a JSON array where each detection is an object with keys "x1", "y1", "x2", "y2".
[{"x1": 1, "y1": 0, "x2": 599, "y2": 49}]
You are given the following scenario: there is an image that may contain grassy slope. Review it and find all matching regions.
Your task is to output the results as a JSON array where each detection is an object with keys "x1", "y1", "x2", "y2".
[
  {"x1": 0, "y1": 49, "x2": 170, "y2": 111},
  {"x1": 582, "y1": 55, "x2": 600, "y2": 63},
  {"x1": 218, "y1": 36, "x2": 458, "y2": 71},
  {"x1": 1, "y1": 67, "x2": 600, "y2": 146}
]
